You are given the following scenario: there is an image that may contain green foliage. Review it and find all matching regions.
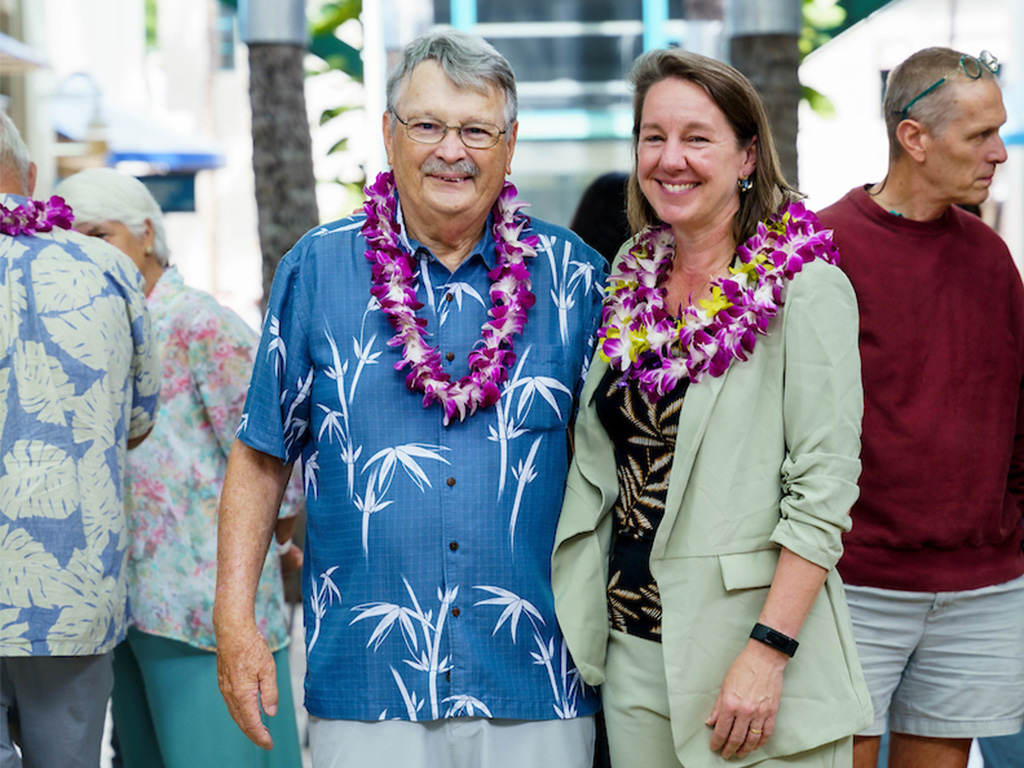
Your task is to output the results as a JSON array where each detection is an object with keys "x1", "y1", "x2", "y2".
[
  {"x1": 801, "y1": 0, "x2": 847, "y2": 57},
  {"x1": 800, "y1": 0, "x2": 847, "y2": 116},
  {"x1": 307, "y1": 1, "x2": 366, "y2": 196},
  {"x1": 146, "y1": 0, "x2": 159, "y2": 50}
]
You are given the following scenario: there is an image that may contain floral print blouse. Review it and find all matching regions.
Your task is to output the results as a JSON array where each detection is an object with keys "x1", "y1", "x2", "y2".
[{"x1": 124, "y1": 267, "x2": 299, "y2": 652}]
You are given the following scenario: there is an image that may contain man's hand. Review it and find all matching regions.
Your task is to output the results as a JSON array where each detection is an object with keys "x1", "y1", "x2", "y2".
[
  {"x1": 216, "y1": 621, "x2": 280, "y2": 751},
  {"x1": 705, "y1": 640, "x2": 787, "y2": 759}
]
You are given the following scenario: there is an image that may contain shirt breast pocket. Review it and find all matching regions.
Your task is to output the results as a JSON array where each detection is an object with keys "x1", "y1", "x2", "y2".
[{"x1": 504, "y1": 343, "x2": 578, "y2": 433}]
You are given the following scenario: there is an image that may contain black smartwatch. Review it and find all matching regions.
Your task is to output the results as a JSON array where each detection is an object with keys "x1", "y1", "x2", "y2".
[{"x1": 750, "y1": 623, "x2": 799, "y2": 657}]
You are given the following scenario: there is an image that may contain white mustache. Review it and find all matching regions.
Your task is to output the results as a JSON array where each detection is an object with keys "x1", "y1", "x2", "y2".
[{"x1": 421, "y1": 158, "x2": 479, "y2": 177}]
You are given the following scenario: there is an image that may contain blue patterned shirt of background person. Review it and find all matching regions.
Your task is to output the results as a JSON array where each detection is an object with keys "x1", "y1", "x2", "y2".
[
  {"x1": 238, "y1": 200, "x2": 607, "y2": 722},
  {"x1": 0, "y1": 193, "x2": 161, "y2": 657}
]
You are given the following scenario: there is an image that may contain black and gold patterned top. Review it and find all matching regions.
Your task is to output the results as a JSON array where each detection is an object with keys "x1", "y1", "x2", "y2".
[{"x1": 596, "y1": 367, "x2": 687, "y2": 642}]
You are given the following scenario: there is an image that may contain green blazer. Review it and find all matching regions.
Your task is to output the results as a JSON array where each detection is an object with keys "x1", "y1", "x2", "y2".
[{"x1": 552, "y1": 259, "x2": 873, "y2": 765}]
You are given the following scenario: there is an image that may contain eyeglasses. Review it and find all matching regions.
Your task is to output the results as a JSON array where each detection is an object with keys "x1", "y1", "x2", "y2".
[
  {"x1": 392, "y1": 113, "x2": 508, "y2": 149},
  {"x1": 897, "y1": 50, "x2": 1000, "y2": 120}
]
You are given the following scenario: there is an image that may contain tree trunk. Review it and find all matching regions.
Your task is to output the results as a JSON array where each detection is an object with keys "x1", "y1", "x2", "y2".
[
  {"x1": 248, "y1": 43, "x2": 319, "y2": 310},
  {"x1": 684, "y1": 0, "x2": 723, "y2": 20},
  {"x1": 729, "y1": 33, "x2": 802, "y2": 187}
]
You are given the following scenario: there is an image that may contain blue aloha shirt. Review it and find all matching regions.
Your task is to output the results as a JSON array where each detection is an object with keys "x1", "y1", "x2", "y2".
[
  {"x1": 0, "y1": 194, "x2": 161, "y2": 657},
  {"x1": 239, "y1": 196, "x2": 607, "y2": 722}
]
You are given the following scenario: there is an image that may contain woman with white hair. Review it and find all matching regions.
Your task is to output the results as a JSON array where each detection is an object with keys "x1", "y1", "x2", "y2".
[{"x1": 54, "y1": 168, "x2": 304, "y2": 768}]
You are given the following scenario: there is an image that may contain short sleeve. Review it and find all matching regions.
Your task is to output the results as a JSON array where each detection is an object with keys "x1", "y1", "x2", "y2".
[
  {"x1": 123, "y1": 262, "x2": 161, "y2": 439},
  {"x1": 191, "y1": 302, "x2": 259, "y2": 457},
  {"x1": 237, "y1": 246, "x2": 314, "y2": 465}
]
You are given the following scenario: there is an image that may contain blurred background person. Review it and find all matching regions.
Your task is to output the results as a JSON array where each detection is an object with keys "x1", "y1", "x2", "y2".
[
  {"x1": 569, "y1": 171, "x2": 631, "y2": 265},
  {"x1": 552, "y1": 50, "x2": 872, "y2": 768},
  {"x1": 55, "y1": 167, "x2": 304, "y2": 768}
]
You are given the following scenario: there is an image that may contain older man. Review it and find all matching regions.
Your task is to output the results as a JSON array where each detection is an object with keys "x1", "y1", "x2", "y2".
[
  {"x1": 214, "y1": 30, "x2": 606, "y2": 768},
  {"x1": 818, "y1": 47, "x2": 1024, "y2": 768},
  {"x1": 0, "y1": 113, "x2": 161, "y2": 767}
]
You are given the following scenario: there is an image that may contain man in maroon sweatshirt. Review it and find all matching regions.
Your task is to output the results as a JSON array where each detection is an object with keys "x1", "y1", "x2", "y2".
[{"x1": 819, "y1": 47, "x2": 1024, "y2": 768}]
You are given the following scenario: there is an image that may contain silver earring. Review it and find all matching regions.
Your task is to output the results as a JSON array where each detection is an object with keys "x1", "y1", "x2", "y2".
[{"x1": 738, "y1": 177, "x2": 753, "y2": 193}]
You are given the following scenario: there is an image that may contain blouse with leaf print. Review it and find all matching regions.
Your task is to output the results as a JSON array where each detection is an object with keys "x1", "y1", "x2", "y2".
[
  {"x1": 124, "y1": 266, "x2": 300, "y2": 652},
  {"x1": 239, "y1": 203, "x2": 607, "y2": 722}
]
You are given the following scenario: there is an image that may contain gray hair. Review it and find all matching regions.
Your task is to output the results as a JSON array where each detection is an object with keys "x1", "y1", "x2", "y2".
[
  {"x1": 0, "y1": 111, "x2": 32, "y2": 193},
  {"x1": 385, "y1": 29, "x2": 518, "y2": 131},
  {"x1": 883, "y1": 46, "x2": 1000, "y2": 161},
  {"x1": 54, "y1": 168, "x2": 170, "y2": 266}
]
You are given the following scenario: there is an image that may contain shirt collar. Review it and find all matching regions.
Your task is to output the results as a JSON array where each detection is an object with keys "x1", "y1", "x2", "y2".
[{"x1": 394, "y1": 191, "x2": 498, "y2": 271}]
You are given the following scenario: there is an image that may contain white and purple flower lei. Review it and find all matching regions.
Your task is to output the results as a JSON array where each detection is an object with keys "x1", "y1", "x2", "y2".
[
  {"x1": 362, "y1": 171, "x2": 538, "y2": 425},
  {"x1": 597, "y1": 200, "x2": 840, "y2": 399},
  {"x1": 0, "y1": 196, "x2": 73, "y2": 236}
]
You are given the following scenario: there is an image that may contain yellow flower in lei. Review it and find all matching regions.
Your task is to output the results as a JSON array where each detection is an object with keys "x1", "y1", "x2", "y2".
[{"x1": 697, "y1": 286, "x2": 733, "y2": 318}]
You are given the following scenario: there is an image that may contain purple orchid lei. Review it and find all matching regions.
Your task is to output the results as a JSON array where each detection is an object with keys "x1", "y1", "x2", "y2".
[
  {"x1": 0, "y1": 196, "x2": 74, "y2": 236},
  {"x1": 361, "y1": 171, "x2": 538, "y2": 425},
  {"x1": 597, "y1": 200, "x2": 840, "y2": 399}
]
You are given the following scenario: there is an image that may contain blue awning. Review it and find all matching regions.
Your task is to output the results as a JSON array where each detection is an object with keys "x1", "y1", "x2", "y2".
[
  {"x1": 51, "y1": 79, "x2": 225, "y2": 172},
  {"x1": 0, "y1": 32, "x2": 48, "y2": 73}
]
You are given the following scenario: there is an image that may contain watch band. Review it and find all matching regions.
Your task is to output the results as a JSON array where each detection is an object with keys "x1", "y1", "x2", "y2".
[{"x1": 750, "y1": 622, "x2": 799, "y2": 657}]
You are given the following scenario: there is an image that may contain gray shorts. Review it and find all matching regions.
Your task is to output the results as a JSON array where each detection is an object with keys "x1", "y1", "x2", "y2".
[{"x1": 845, "y1": 573, "x2": 1024, "y2": 739}]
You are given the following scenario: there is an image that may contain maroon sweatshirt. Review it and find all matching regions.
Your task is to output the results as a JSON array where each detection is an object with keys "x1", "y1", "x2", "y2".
[{"x1": 819, "y1": 186, "x2": 1024, "y2": 591}]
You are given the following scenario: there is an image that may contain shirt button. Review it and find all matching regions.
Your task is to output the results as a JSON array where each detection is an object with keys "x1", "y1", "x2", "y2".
[
  {"x1": 445, "y1": 352, "x2": 455, "y2": 362},
  {"x1": 451, "y1": 607, "x2": 460, "y2": 617},
  {"x1": 445, "y1": 293, "x2": 454, "y2": 302},
  {"x1": 446, "y1": 477, "x2": 456, "y2": 487},
  {"x1": 449, "y1": 541, "x2": 459, "y2": 551}
]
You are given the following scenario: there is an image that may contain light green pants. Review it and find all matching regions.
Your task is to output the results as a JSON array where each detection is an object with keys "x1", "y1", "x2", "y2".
[
  {"x1": 111, "y1": 628, "x2": 303, "y2": 768},
  {"x1": 603, "y1": 629, "x2": 852, "y2": 768}
]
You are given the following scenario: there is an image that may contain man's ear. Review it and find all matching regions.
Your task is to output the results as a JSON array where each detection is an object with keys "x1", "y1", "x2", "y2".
[
  {"x1": 896, "y1": 119, "x2": 928, "y2": 163},
  {"x1": 26, "y1": 161, "x2": 37, "y2": 197},
  {"x1": 382, "y1": 111, "x2": 394, "y2": 167}
]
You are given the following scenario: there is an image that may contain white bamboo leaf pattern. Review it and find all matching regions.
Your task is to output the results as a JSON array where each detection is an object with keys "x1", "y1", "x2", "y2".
[
  {"x1": 444, "y1": 694, "x2": 492, "y2": 718},
  {"x1": 303, "y1": 449, "x2": 320, "y2": 499},
  {"x1": 363, "y1": 443, "x2": 451, "y2": 493},
  {"x1": 473, "y1": 585, "x2": 545, "y2": 642},
  {"x1": 351, "y1": 579, "x2": 458, "y2": 720},
  {"x1": 508, "y1": 437, "x2": 543, "y2": 549},
  {"x1": 353, "y1": 466, "x2": 396, "y2": 555},
  {"x1": 267, "y1": 314, "x2": 286, "y2": 376},
  {"x1": 308, "y1": 566, "x2": 341, "y2": 654}
]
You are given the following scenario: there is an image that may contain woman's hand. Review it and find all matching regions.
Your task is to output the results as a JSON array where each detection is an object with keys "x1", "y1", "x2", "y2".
[{"x1": 705, "y1": 639, "x2": 789, "y2": 759}]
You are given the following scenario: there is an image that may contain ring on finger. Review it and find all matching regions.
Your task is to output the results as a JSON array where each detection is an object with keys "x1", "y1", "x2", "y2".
[{"x1": 749, "y1": 728, "x2": 763, "y2": 735}]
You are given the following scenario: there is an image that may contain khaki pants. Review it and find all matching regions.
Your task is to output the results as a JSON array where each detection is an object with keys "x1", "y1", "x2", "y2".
[{"x1": 603, "y1": 629, "x2": 852, "y2": 768}]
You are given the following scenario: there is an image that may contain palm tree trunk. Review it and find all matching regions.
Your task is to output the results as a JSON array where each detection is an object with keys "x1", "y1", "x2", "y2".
[
  {"x1": 248, "y1": 43, "x2": 319, "y2": 310},
  {"x1": 729, "y1": 33, "x2": 802, "y2": 186}
]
